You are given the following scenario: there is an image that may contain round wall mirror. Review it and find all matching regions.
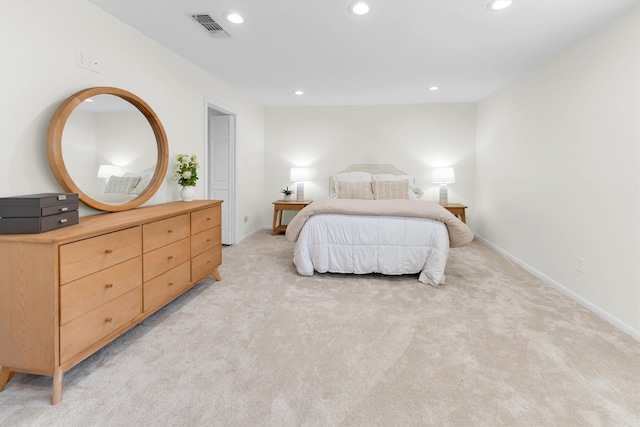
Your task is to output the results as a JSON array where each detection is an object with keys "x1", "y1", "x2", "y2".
[{"x1": 47, "y1": 87, "x2": 169, "y2": 212}]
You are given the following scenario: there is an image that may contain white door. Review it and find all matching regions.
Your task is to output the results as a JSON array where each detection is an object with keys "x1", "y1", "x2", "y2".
[{"x1": 207, "y1": 106, "x2": 235, "y2": 245}]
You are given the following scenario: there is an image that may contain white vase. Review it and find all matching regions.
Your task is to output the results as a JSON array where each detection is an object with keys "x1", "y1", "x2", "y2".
[
  {"x1": 284, "y1": 194, "x2": 291, "y2": 201},
  {"x1": 180, "y1": 186, "x2": 196, "y2": 202}
]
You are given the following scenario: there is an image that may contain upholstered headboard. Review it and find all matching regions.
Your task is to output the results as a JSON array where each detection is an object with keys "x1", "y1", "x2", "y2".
[{"x1": 329, "y1": 164, "x2": 408, "y2": 195}]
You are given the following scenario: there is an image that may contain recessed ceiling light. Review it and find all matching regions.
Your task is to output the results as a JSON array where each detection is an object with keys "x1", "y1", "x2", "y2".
[
  {"x1": 294, "y1": 90, "x2": 304, "y2": 96},
  {"x1": 487, "y1": 0, "x2": 513, "y2": 11},
  {"x1": 348, "y1": 1, "x2": 370, "y2": 15},
  {"x1": 429, "y1": 86, "x2": 439, "y2": 91},
  {"x1": 225, "y1": 12, "x2": 244, "y2": 24}
]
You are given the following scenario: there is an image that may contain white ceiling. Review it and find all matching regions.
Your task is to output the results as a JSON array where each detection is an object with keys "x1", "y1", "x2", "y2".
[{"x1": 87, "y1": 0, "x2": 639, "y2": 107}]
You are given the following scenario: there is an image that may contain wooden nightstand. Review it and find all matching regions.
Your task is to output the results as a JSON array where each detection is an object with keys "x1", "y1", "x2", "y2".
[
  {"x1": 272, "y1": 200, "x2": 312, "y2": 235},
  {"x1": 443, "y1": 203, "x2": 467, "y2": 223}
]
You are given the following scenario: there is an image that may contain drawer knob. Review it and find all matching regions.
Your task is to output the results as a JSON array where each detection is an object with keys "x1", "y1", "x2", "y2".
[
  {"x1": 206, "y1": 217, "x2": 211, "y2": 221},
  {"x1": 61, "y1": 207, "x2": 68, "y2": 212},
  {"x1": 105, "y1": 283, "x2": 113, "y2": 289},
  {"x1": 206, "y1": 239, "x2": 211, "y2": 242},
  {"x1": 167, "y1": 255, "x2": 174, "y2": 260},
  {"x1": 105, "y1": 317, "x2": 113, "y2": 323},
  {"x1": 168, "y1": 282, "x2": 174, "y2": 286},
  {"x1": 167, "y1": 229, "x2": 173, "y2": 233},
  {"x1": 105, "y1": 249, "x2": 113, "y2": 254}
]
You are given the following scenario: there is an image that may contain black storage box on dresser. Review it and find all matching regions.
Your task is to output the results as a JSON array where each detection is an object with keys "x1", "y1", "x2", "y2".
[{"x1": 0, "y1": 193, "x2": 79, "y2": 234}]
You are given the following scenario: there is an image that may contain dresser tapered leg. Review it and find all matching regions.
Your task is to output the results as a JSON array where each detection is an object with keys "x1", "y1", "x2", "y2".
[
  {"x1": 0, "y1": 367, "x2": 15, "y2": 392},
  {"x1": 212, "y1": 267, "x2": 221, "y2": 281},
  {"x1": 51, "y1": 369, "x2": 63, "y2": 405}
]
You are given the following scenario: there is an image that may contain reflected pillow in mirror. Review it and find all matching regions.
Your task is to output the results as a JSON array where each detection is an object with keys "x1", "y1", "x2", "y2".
[
  {"x1": 104, "y1": 176, "x2": 141, "y2": 194},
  {"x1": 130, "y1": 174, "x2": 153, "y2": 195}
]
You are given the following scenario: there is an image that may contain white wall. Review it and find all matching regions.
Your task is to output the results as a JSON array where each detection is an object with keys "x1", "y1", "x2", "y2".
[
  {"x1": 476, "y1": 7, "x2": 640, "y2": 334},
  {"x1": 0, "y1": 0, "x2": 265, "y2": 240},
  {"x1": 264, "y1": 104, "x2": 477, "y2": 227}
]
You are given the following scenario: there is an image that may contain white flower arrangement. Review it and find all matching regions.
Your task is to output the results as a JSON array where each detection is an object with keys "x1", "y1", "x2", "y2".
[{"x1": 172, "y1": 154, "x2": 199, "y2": 187}]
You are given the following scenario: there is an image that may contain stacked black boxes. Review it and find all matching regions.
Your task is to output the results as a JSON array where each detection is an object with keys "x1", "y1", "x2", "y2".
[{"x1": 0, "y1": 193, "x2": 79, "y2": 234}]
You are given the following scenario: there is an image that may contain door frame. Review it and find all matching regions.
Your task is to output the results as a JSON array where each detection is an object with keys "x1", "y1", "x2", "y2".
[{"x1": 204, "y1": 97, "x2": 236, "y2": 245}]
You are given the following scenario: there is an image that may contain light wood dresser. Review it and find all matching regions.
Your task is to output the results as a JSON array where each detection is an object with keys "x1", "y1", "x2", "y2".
[{"x1": 0, "y1": 200, "x2": 222, "y2": 404}]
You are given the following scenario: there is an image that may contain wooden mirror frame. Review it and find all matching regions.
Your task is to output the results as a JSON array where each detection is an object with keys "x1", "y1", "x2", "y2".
[{"x1": 47, "y1": 87, "x2": 169, "y2": 212}]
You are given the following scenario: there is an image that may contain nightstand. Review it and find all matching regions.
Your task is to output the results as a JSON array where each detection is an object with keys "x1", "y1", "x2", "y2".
[
  {"x1": 443, "y1": 203, "x2": 467, "y2": 223},
  {"x1": 272, "y1": 200, "x2": 312, "y2": 235}
]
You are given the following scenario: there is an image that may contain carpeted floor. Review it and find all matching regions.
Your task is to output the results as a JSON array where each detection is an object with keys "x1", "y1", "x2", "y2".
[{"x1": 0, "y1": 230, "x2": 638, "y2": 426}]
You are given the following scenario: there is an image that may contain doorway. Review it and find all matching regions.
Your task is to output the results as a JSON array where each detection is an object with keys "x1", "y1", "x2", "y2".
[{"x1": 205, "y1": 100, "x2": 236, "y2": 245}]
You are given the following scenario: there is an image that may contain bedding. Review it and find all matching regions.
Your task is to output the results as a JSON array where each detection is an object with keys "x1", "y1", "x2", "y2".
[
  {"x1": 330, "y1": 171, "x2": 423, "y2": 200},
  {"x1": 285, "y1": 198, "x2": 474, "y2": 286}
]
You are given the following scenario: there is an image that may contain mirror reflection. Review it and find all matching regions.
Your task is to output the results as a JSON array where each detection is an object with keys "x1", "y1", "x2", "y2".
[{"x1": 62, "y1": 95, "x2": 157, "y2": 205}]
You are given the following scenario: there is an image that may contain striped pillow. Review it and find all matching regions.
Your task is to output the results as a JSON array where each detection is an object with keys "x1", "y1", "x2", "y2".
[
  {"x1": 337, "y1": 180, "x2": 374, "y2": 200},
  {"x1": 373, "y1": 179, "x2": 410, "y2": 200},
  {"x1": 104, "y1": 176, "x2": 141, "y2": 194}
]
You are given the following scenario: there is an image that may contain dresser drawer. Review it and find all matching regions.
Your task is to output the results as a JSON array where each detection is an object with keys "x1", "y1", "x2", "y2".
[
  {"x1": 143, "y1": 238, "x2": 190, "y2": 282},
  {"x1": 143, "y1": 261, "x2": 190, "y2": 311},
  {"x1": 60, "y1": 257, "x2": 142, "y2": 325},
  {"x1": 191, "y1": 206, "x2": 220, "y2": 235},
  {"x1": 143, "y1": 214, "x2": 190, "y2": 253},
  {"x1": 191, "y1": 245, "x2": 222, "y2": 282},
  {"x1": 59, "y1": 227, "x2": 141, "y2": 285},
  {"x1": 191, "y1": 226, "x2": 220, "y2": 257},
  {"x1": 60, "y1": 287, "x2": 141, "y2": 364}
]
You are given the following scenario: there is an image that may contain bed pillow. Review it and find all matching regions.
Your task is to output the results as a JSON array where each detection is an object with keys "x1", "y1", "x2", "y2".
[
  {"x1": 337, "y1": 180, "x2": 374, "y2": 200},
  {"x1": 332, "y1": 172, "x2": 372, "y2": 194},
  {"x1": 373, "y1": 174, "x2": 423, "y2": 200},
  {"x1": 373, "y1": 179, "x2": 410, "y2": 200},
  {"x1": 130, "y1": 173, "x2": 153, "y2": 195},
  {"x1": 104, "y1": 175, "x2": 141, "y2": 194}
]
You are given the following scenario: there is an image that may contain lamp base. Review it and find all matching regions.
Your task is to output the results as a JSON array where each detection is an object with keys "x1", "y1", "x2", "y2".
[
  {"x1": 438, "y1": 184, "x2": 448, "y2": 205},
  {"x1": 296, "y1": 182, "x2": 304, "y2": 201}
]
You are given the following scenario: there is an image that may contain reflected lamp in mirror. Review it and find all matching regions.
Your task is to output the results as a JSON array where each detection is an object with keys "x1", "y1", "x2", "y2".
[
  {"x1": 97, "y1": 164, "x2": 122, "y2": 183},
  {"x1": 290, "y1": 167, "x2": 309, "y2": 201},
  {"x1": 432, "y1": 167, "x2": 455, "y2": 205}
]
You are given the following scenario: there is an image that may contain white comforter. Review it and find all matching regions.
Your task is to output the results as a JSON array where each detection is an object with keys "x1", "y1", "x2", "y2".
[{"x1": 292, "y1": 213, "x2": 450, "y2": 286}]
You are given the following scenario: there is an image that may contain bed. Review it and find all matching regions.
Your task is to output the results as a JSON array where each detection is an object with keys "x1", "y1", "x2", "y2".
[{"x1": 284, "y1": 164, "x2": 473, "y2": 286}]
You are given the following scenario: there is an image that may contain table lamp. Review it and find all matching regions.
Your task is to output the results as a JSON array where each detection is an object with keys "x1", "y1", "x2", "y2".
[
  {"x1": 432, "y1": 167, "x2": 455, "y2": 205},
  {"x1": 290, "y1": 167, "x2": 309, "y2": 201}
]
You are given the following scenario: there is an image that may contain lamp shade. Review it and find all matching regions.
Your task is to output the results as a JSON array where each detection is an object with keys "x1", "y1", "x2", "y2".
[
  {"x1": 97, "y1": 164, "x2": 122, "y2": 179},
  {"x1": 290, "y1": 167, "x2": 309, "y2": 182},
  {"x1": 432, "y1": 167, "x2": 455, "y2": 184}
]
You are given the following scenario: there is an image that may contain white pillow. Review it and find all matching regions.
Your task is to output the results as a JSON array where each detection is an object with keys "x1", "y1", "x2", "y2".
[
  {"x1": 130, "y1": 174, "x2": 153, "y2": 195},
  {"x1": 373, "y1": 174, "x2": 413, "y2": 182},
  {"x1": 332, "y1": 172, "x2": 372, "y2": 194}
]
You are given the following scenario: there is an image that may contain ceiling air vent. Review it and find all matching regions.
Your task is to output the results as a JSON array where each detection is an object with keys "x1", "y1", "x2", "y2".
[{"x1": 191, "y1": 14, "x2": 230, "y2": 38}]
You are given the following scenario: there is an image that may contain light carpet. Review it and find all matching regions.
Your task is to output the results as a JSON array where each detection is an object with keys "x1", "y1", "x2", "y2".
[{"x1": 0, "y1": 230, "x2": 639, "y2": 426}]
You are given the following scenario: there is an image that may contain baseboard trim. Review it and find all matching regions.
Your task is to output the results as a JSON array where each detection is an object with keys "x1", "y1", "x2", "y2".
[
  {"x1": 474, "y1": 234, "x2": 640, "y2": 342},
  {"x1": 237, "y1": 226, "x2": 266, "y2": 243}
]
